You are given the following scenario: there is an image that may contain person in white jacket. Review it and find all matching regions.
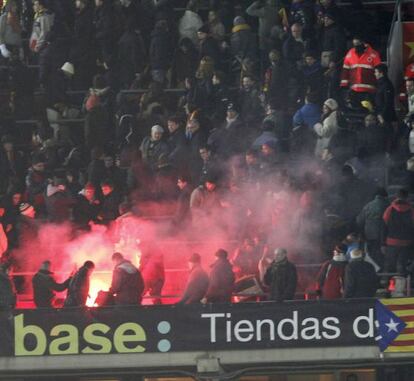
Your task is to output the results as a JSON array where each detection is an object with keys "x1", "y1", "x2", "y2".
[
  {"x1": 178, "y1": 0, "x2": 203, "y2": 46},
  {"x1": 314, "y1": 98, "x2": 339, "y2": 159}
]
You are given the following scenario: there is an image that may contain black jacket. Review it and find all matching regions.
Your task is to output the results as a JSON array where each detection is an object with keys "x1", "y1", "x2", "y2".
[
  {"x1": 0, "y1": 270, "x2": 15, "y2": 309},
  {"x1": 264, "y1": 258, "x2": 297, "y2": 302},
  {"x1": 179, "y1": 265, "x2": 209, "y2": 304},
  {"x1": 320, "y1": 23, "x2": 347, "y2": 64},
  {"x1": 344, "y1": 258, "x2": 378, "y2": 298},
  {"x1": 205, "y1": 258, "x2": 235, "y2": 303},
  {"x1": 149, "y1": 25, "x2": 172, "y2": 70},
  {"x1": 64, "y1": 265, "x2": 91, "y2": 307},
  {"x1": 32, "y1": 269, "x2": 70, "y2": 308},
  {"x1": 110, "y1": 260, "x2": 144, "y2": 305},
  {"x1": 375, "y1": 77, "x2": 397, "y2": 122}
]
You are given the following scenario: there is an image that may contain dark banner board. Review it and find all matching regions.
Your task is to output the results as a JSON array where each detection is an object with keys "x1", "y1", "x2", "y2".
[{"x1": 1, "y1": 300, "x2": 377, "y2": 357}]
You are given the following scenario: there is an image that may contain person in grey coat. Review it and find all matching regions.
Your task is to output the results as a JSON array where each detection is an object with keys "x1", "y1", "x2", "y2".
[
  {"x1": 140, "y1": 125, "x2": 170, "y2": 173},
  {"x1": 357, "y1": 187, "x2": 389, "y2": 269},
  {"x1": 178, "y1": 253, "x2": 209, "y2": 304}
]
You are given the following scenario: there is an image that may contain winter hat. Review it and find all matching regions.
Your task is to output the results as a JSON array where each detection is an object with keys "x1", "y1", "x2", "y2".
[
  {"x1": 19, "y1": 203, "x2": 34, "y2": 216},
  {"x1": 189, "y1": 253, "x2": 201, "y2": 263},
  {"x1": 274, "y1": 248, "x2": 287, "y2": 263},
  {"x1": 227, "y1": 103, "x2": 239, "y2": 113},
  {"x1": 215, "y1": 249, "x2": 228, "y2": 259},
  {"x1": 333, "y1": 244, "x2": 347, "y2": 262},
  {"x1": 151, "y1": 124, "x2": 164, "y2": 134},
  {"x1": 350, "y1": 249, "x2": 363, "y2": 260},
  {"x1": 324, "y1": 98, "x2": 338, "y2": 111},
  {"x1": 198, "y1": 24, "x2": 209, "y2": 34},
  {"x1": 233, "y1": 16, "x2": 246, "y2": 26},
  {"x1": 324, "y1": 9, "x2": 337, "y2": 22},
  {"x1": 61, "y1": 62, "x2": 75, "y2": 76}
]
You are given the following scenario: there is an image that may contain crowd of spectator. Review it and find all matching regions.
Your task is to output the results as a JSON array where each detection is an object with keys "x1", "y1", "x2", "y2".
[{"x1": 0, "y1": 0, "x2": 413, "y2": 308}]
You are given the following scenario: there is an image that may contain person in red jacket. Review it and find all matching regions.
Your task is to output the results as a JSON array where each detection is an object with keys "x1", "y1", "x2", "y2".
[
  {"x1": 316, "y1": 244, "x2": 347, "y2": 299},
  {"x1": 340, "y1": 36, "x2": 381, "y2": 108},
  {"x1": 383, "y1": 188, "x2": 414, "y2": 277}
]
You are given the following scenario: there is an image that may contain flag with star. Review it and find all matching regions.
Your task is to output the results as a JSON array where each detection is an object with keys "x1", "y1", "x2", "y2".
[
  {"x1": 403, "y1": 22, "x2": 414, "y2": 67},
  {"x1": 374, "y1": 299, "x2": 414, "y2": 352}
]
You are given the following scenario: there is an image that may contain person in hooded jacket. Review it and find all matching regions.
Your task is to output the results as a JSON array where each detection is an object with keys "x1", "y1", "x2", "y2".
[
  {"x1": 178, "y1": 253, "x2": 209, "y2": 304},
  {"x1": 64, "y1": 260, "x2": 95, "y2": 307},
  {"x1": 230, "y1": 16, "x2": 256, "y2": 62},
  {"x1": 205, "y1": 249, "x2": 235, "y2": 303},
  {"x1": 316, "y1": 244, "x2": 347, "y2": 299},
  {"x1": 32, "y1": 260, "x2": 71, "y2": 308},
  {"x1": 149, "y1": 19, "x2": 172, "y2": 84},
  {"x1": 109, "y1": 252, "x2": 144, "y2": 305},
  {"x1": 263, "y1": 248, "x2": 297, "y2": 302},
  {"x1": 383, "y1": 188, "x2": 414, "y2": 276}
]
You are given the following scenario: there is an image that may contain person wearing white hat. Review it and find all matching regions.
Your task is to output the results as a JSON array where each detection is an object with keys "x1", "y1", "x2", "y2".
[
  {"x1": 139, "y1": 125, "x2": 169, "y2": 172},
  {"x1": 61, "y1": 62, "x2": 75, "y2": 77},
  {"x1": 314, "y1": 98, "x2": 339, "y2": 159}
]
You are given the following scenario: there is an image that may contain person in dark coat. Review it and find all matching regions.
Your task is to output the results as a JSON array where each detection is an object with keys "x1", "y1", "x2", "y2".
[
  {"x1": 171, "y1": 38, "x2": 199, "y2": 88},
  {"x1": 302, "y1": 51, "x2": 324, "y2": 102},
  {"x1": 178, "y1": 253, "x2": 209, "y2": 304},
  {"x1": 109, "y1": 252, "x2": 144, "y2": 305},
  {"x1": 0, "y1": 264, "x2": 16, "y2": 309},
  {"x1": 264, "y1": 50, "x2": 287, "y2": 110},
  {"x1": 70, "y1": 0, "x2": 96, "y2": 89},
  {"x1": 316, "y1": 244, "x2": 347, "y2": 299},
  {"x1": 263, "y1": 248, "x2": 297, "y2": 302},
  {"x1": 320, "y1": 11, "x2": 347, "y2": 67},
  {"x1": 32, "y1": 260, "x2": 71, "y2": 308},
  {"x1": 374, "y1": 64, "x2": 397, "y2": 124},
  {"x1": 45, "y1": 178, "x2": 75, "y2": 223},
  {"x1": 205, "y1": 249, "x2": 235, "y2": 303},
  {"x1": 197, "y1": 24, "x2": 221, "y2": 65},
  {"x1": 167, "y1": 115, "x2": 187, "y2": 170},
  {"x1": 357, "y1": 187, "x2": 389, "y2": 268},
  {"x1": 64, "y1": 260, "x2": 95, "y2": 307},
  {"x1": 139, "y1": 245, "x2": 165, "y2": 305},
  {"x1": 149, "y1": 19, "x2": 172, "y2": 84},
  {"x1": 230, "y1": 16, "x2": 256, "y2": 62},
  {"x1": 383, "y1": 188, "x2": 414, "y2": 276},
  {"x1": 140, "y1": 125, "x2": 170, "y2": 173},
  {"x1": 45, "y1": 62, "x2": 74, "y2": 108},
  {"x1": 238, "y1": 76, "x2": 263, "y2": 128},
  {"x1": 72, "y1": 183, "x2": 101, "y2": 230},
  {"x1": 356, "y1": 113, "x2": 390, "y2": 158},
  {"x1": 172, "y1": 175, "x2": 193, "y2": 228},
  {"x1": 185, "y1": 118, "x2": 208, "y2": 183},
  {"x1": 94, "y1": 0, "x2": 118, "y2": 67},
  {"x1": 99, "y1": 179, "x2": 121, "y2": 224},
  {"x1": 344, "y1": 249, "x2": 378, "y2": 298}
]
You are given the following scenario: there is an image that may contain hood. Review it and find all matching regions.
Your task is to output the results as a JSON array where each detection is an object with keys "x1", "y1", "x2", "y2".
[
  {"x1": 232, "y1": 24, "x2": 251, "y2": 33},
  {"x1": 117, "y1": 260, "x2": 138, "y2": 274},
  {"x1": 391, "y1": 199, "x2": 412, "y2": 212}
]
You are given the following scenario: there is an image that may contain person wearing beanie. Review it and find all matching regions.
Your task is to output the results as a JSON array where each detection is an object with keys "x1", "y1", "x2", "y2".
[
  {"x1": 197, "y1": 24, "x2": 220, "y2": 64},
  {"x1": 344, "y1": 248, "x2": 378, "y2": 298},
  {"x1": 314, "y1": 98, "x2": 340, "y2": 159},
  {"x1": 140, "y1": 124, "x2": 169, "y2": 173},
  {"x1": 32, "y1": 260, "x2": 72, "y2": 308},
  {"x1": 230, "y1": 16, "x2": 256, "y2": 62},
  {"x1": 205, "y1": 249, "x2": 235, "y2": 303},
  {"x1": 316, "y1": 244, "x2": 347, "y2": 299},
  {"x1": 263, "y1": 248, "x2": 297, "y2": 302},
  {"x1": 178, "y1": 253, "x2": 209, "y2": 304}
]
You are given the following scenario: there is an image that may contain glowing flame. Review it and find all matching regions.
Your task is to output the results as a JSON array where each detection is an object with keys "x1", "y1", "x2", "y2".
[{"x1": 86, "y1": 275, "x2": 110, "y2": 307}]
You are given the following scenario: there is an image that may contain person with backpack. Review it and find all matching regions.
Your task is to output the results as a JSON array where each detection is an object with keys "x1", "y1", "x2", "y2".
[
  {"x1": 64, "y1": 261, "x2": 95, "y2": 307},
  {"x1": 383, "y1": 188, "x2": 414, "y2": 277}
]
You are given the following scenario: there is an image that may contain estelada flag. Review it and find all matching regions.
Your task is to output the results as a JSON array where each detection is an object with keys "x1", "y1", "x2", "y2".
[
  {"x1": 403, "y1": 22, "x2": 414, "y2": 68},
  {"x1": 376, "y1": 298, "x2": 414, "y2": 352}
]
